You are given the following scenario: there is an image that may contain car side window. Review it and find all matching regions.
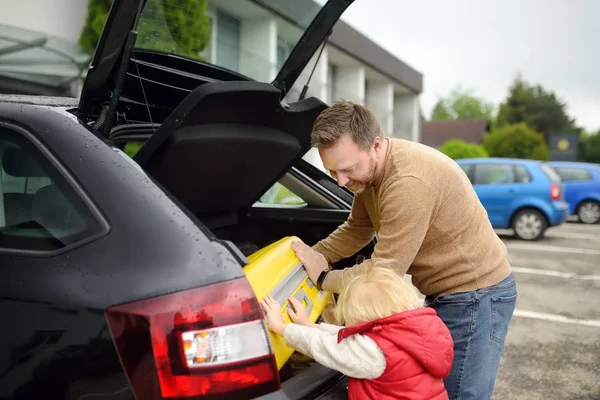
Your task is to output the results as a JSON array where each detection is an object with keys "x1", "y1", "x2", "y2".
[
  {"x1": 514, "y1": 165, "x2": 532, "y2": 183},
  {"x1": 459, "y1": 164, "x2": 473, "y2": 179},
  {"x1": 0, "y1": 126, "x2": 103, "y2": 252},
  {"x1": 554, "y1": 167, "x2": 592, "y2": 182},
  {"x1": 473, "y1": 164, "x2": 515, "y2": 185},
  {"x1": 258, "y1": 182, "x2": 306, "y2": 206}
]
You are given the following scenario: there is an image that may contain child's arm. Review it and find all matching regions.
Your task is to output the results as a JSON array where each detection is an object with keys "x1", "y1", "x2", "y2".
[
  {"x1": 283, "y1": 323, "x2": 386, "y2": 380},
  {"x1": 318, "y1": 322, "x2": 343, "y2": 334}
]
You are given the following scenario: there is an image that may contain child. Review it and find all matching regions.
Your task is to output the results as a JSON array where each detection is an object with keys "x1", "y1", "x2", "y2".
[{"x1": 261, "y1": 259, "x2": 454, "y2": 400}]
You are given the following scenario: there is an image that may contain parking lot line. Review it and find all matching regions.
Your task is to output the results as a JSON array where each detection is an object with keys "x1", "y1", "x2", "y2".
[
  {"x1": 512, "y1": 266, "x2": 600, "y2": 281},
  {"x1": 545, "y1": 231, "x2": 599, "y2": 240},
  {"x1": 505, "y1": 242, "x2": 600, "y2": 255},
  {"x1": 513, "y1": 309, "x2": 600, "y2": 328}
]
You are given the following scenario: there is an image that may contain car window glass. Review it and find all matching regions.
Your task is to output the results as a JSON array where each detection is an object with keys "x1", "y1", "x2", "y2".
[
  {"x1": 459, "y1": 163, "x2": 472, "y2": 177},
  {"x1": 540, "y1": 164, "x2": 562, "y2": 183},
  {"x1": 0, "y1": 127, "x2": 103, "y2": 252},
  {"x1": 514, "y1": 165, "x2": 532, "y2": 183},
  {"x1": 474, "y1": 164, "x2": 515, "y2": 185},
  {"x1": 258, "y1": 182, "x2": 306, "y2": 206},
  {"x1": 554, "y1": 167, "x2": 591, "y2": 182}
]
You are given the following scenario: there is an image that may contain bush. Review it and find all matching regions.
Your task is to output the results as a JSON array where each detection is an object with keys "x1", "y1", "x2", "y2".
[
  {"x1": 579, "y1": 132, "x2": 600, "y2": 164},
  {"x1": 439, "y1": 139, "x2": 489, "y2": 160},
  {"x1": 482, "y1": 122, "x2": 551, "y2": 161}
]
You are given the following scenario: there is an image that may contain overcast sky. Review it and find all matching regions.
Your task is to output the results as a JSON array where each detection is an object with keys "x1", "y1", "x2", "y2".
[{"x1": 339, "y1": 0, "x2": 600, "y2": 133}]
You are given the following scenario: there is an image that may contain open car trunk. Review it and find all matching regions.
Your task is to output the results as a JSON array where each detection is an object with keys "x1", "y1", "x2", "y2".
[
  {"x1": 78, "y1": 0, "x2": 366, "y2": 396},
  {"x1": 109, "y1": 120, "x2": 374, "y2": 394}
]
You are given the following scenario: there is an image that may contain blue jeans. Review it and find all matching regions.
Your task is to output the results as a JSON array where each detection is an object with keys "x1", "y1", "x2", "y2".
[{"x1": 425, "y1": 273, "x2": 517, "y2": 400}]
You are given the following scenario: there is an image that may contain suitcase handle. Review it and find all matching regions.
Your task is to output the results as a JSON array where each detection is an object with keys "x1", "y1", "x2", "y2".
[{"x1": 289, "y1": 288, "x2": 313, "y2": 316}]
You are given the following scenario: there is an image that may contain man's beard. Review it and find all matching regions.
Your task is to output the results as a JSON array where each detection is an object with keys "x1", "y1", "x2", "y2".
[{"x1": 345, "y1": 156, "x2": 377, "y2": 194}]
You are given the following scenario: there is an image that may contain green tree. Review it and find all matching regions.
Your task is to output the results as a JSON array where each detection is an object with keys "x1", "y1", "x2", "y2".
[
  {"x1": 579, "y1": 131, "x2": 600, "y2": 164},
  {"x1": 439, "y1": 139, "x2": 489, "y2": 160},
  {"x1": 79, "y1": 0, "x2": 112, "y2": 53},
  {"x1": 496, "y1": 74, "x2": 578, "y2": 141},
  {"x1": 482, "y1": 122, "x2": 551, "y2": 161},
  {"x1": 430, "y1": 86, "x2": 495, "y2": 121},
  {"x1": 79, "y1": 0, "x2": 210, "y2": 60}
]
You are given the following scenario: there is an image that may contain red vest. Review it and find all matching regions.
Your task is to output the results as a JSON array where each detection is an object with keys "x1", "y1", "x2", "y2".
[{"x1": 337, "y1": 307, "x2": 454, "y2": 400}]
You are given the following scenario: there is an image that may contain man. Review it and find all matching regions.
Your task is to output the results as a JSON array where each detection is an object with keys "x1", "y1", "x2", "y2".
[{"x1": 292, "y1": 100, "x2": 517, "y2": 400}]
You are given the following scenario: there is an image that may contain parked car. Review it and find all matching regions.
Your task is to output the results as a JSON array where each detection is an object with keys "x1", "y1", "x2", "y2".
[
  {"x1": 455, "y1": 158, "x2": 569, "y2": 240},
  {"x1": 545, "y1": 161, "x2": 600, "y2": 224},
  {"x1": 0, "y1": 1, "x2": 364, "y2": 399}
]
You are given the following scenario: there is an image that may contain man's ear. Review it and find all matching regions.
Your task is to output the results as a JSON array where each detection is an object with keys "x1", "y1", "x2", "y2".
[{"x1": 372, "y1": 136, "x2": 383, "y2": 152}]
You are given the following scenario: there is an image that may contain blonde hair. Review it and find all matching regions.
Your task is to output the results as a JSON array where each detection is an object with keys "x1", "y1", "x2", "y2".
[{"x1": 334, "y1": 259, "x2": 423, "y2": 326}]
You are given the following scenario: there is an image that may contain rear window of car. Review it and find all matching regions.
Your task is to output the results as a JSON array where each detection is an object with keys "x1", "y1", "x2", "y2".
[
  {"x1": 552, "y1": 166, "x2": 592, "y2": 182},
  {"x1": 0, "y1": 126, "x2": 105, "y2": 253},
  {"x1": 540, "y1": 164, "x2": 562, "y2": 183}
]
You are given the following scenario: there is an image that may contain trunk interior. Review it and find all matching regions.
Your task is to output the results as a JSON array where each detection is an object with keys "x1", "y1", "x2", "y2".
[
  {"x1": 209, "y1": 205, "x2": 373, "y2": 391},
  {"x1": 109, "y1": 125, "x2": 374, "y2": 394}
]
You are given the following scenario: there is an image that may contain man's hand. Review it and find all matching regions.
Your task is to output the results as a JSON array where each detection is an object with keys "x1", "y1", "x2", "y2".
[{"x1": 292, "y1": 240, "x2": 329, "y2": 285}]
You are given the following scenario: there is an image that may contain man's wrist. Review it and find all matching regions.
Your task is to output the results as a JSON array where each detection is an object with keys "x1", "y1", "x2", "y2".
[{"x1": 316, "y1": 269, "x2": 330, "y2": 291}]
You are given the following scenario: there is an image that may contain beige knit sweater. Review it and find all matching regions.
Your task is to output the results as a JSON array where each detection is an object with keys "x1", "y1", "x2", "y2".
[{"x1": 313, "y1": 138, "x2": 512, "y2": 297}]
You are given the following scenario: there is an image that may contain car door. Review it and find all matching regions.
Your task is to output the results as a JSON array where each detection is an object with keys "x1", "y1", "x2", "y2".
[
  {"x1": 472, "y1": 163, "x2": 520, "y2": 228},
  {"x1": 0, "y1": 121, "x2": 121, "y2": 400}
]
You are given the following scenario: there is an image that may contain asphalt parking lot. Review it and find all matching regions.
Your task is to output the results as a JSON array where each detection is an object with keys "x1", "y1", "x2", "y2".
[{"x1": 492, "y1": 222, "x2": 600, "y2": 400}]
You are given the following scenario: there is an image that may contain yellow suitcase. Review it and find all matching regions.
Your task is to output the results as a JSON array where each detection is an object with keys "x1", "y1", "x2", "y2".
[{"x1": 244, "y1": 236, "x2": 332, "y2": 370}]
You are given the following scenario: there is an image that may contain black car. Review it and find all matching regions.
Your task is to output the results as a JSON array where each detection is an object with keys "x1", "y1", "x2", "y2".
[{"x1": 0, "y1": 0, "x2": 376, "y2": 399}]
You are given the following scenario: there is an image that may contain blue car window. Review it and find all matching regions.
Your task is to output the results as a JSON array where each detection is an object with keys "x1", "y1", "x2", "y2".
[
  {"x1": 474, "y1": 164, "x2": 515, "y2": 185},
  {"x1": 554, "y1": 167, "x2": 592, "y2": 182},
  {"x1": 514, "y1": 165, "x2": 532, "y2": 183}
]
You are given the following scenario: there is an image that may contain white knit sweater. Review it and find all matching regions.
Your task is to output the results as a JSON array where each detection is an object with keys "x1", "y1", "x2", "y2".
[{"x1": 283, "y1": 323, "x2": 386, "y2": 379}]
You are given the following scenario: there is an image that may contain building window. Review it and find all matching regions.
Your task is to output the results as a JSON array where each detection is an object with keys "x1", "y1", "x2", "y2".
[
  {"x1": 215, "y1": 10, "x2": 241, "y2": 72},
  {"x1": 327, "y1": 64, "x2": 337, "y2": 104},
  {"x1": 277, "y1": 39, "x2": 292, "y2": 71},
  {"x1": 202, "y1": 13, "x2": 217, "y2": 63}
]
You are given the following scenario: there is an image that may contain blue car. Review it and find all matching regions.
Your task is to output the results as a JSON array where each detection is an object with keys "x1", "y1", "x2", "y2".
[
  {"x1": 456, "y1": 158, "x2": 569, "y2": 240},
  {"x1": 546, "y1": 161, "x2": 600, "y2": 224}
]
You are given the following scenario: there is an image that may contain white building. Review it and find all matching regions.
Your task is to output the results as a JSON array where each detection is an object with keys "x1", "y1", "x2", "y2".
[{"x1": 0, "y1": 0, "x2": 423, "y2": 172}]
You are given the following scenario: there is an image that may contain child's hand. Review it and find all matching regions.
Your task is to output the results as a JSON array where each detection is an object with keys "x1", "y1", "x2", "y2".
[
  {"x1": 287, "y1": 296, "x2": 311, "y2": 326},
  {"x1": 260, "y1": 295, "x2": 286, "y2": 336}
]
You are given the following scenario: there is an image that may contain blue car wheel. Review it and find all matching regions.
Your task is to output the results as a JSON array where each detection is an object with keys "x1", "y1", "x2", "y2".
[
  {"x1": 512, "y1": 208, "x2": 547, "y2": 241},
  {"x1": 577, "y1": 200, "x2": 600, "y2": 224}
]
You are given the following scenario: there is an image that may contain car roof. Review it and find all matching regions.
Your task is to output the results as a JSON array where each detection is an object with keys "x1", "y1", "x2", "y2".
[
  {"x1": 545, "y1": 161, "x2": 600, "y2": 169},
  {"x1": 456, "y1": 157, "x2": 543, "y2": 165}
]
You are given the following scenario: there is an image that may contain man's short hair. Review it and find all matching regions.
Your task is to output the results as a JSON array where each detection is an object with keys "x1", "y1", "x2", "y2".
[{"x1": 311, "y1": 99, "x2": 382, "y2": 151}]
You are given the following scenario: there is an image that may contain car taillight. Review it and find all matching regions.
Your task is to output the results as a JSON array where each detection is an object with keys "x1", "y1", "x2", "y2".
[
  {"x1": 105, "y1": 277, "x2": 278, "y2": 399},
  {"x1": 551, "y1": 183, "x2": 561, "y2": 200}
]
